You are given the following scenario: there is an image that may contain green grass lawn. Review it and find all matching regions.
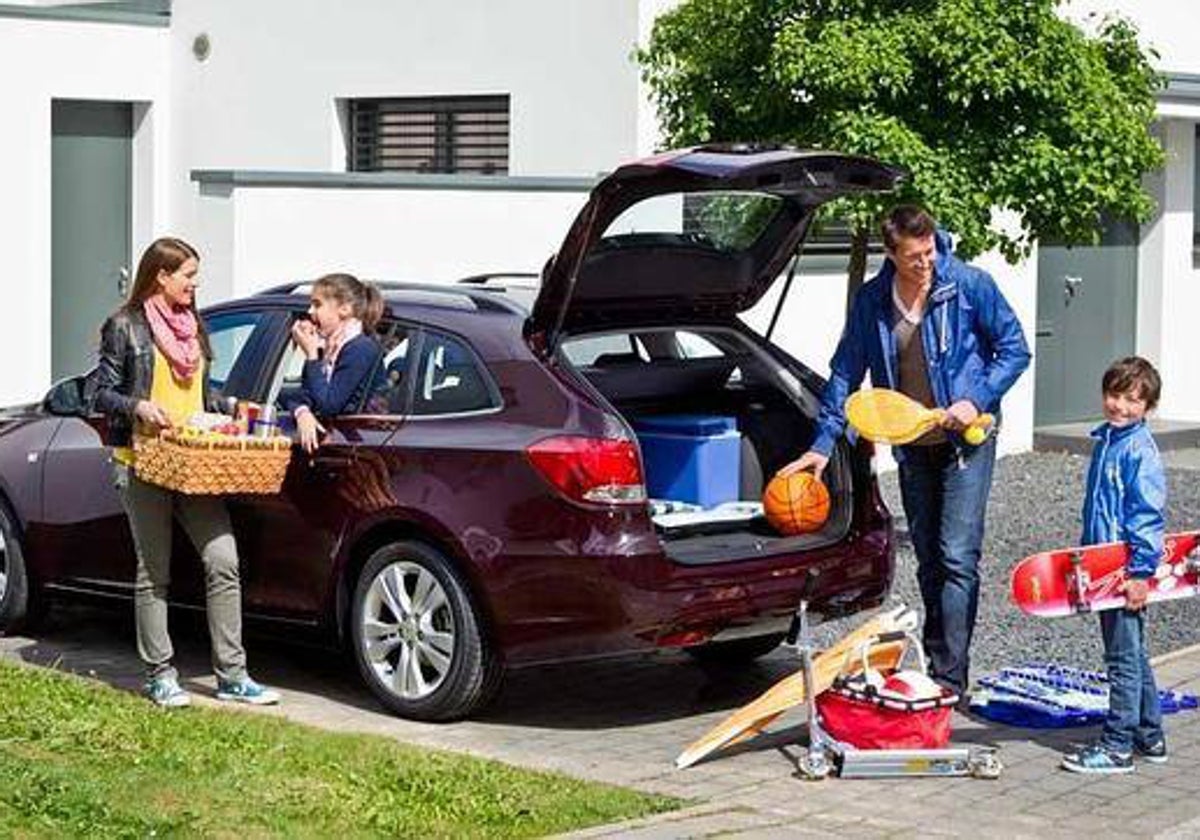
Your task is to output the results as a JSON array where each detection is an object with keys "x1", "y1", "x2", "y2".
[{"x1": 0, "y1": 659, "x2": 681, "y2": 838}]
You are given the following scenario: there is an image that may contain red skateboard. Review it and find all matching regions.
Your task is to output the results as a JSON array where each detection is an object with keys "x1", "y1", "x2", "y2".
[{"x1": 1011, "y1": 531, "x2": 1200, "y2": 617}]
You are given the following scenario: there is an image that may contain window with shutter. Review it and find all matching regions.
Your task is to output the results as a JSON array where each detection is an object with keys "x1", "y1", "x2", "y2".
[{"x1": 348, "y1": 95, "x2": 510, "y2": 175}]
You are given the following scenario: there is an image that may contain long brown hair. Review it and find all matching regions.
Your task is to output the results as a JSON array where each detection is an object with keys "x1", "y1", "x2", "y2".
[
  {"x1": 312, "y1": 273, "x2": 384, "y2": 332},
  {"x1": 122, "y1": 236, "x2": 211, "y2": 357}
]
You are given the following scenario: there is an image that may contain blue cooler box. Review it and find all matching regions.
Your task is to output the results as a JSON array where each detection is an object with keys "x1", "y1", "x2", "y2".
[{"x1": 632, "y1": 414, "x2": 741, "y2": 508}]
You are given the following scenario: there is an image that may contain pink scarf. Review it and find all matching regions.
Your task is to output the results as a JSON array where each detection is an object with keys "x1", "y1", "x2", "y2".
[
  {"x1": 144, "y1": 294, "x2": 201, "y2": 381},
  {"x1": 322, "y1": 318, "x2": 363, "y2": 380}
]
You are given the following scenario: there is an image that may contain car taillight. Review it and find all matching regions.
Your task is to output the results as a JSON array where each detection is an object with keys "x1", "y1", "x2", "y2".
[{"x1": 526, "y1": 436, "x2": 646, "y2": 504}]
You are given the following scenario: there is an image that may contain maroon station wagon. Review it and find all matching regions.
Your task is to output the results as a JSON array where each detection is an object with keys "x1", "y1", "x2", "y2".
[{"x1": 0, "y1": 146, "x2": 902, "y2": 720}]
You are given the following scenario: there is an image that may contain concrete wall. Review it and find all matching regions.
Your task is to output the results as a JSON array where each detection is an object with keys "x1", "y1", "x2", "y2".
[
  {"x1": 1139, "y1": 120, "x2": 1200, "y2": 419},
  {"x1": 194, "y1": 178, "x2": 593, "y2": 297},
  {"x1": 0, "y1": 15, "x2": 168, "y2": 405},
  {"x1": 166, "y1": 0, "x2": 649, "y2": 271}
]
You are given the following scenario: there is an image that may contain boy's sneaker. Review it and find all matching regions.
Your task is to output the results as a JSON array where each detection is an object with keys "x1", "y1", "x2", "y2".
[
  {"x1": 215, "y1": 677, "x2": 281, "y2": 706},
  {"x1": 1134, "y1": 738, "x2": 1169, "y2": 765},
  {"x1": 145, "y1": 676, "x2": 191, "y2": 708},
  {"x1": 1061, "y1": 743, "x2": 1134, "y2": 775}
]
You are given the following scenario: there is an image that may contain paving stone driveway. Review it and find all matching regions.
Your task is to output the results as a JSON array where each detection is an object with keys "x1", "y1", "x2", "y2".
[{"x1": 4, "y1": 605, "x2": 1200, "y2": 838}]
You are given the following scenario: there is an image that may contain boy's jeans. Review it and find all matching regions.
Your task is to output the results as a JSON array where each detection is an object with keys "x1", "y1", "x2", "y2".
[
  {"x1": 1100, "y1": 608, "x2": 1163, "y2": 753},
  {"x1": 897, "y1": 436, "x2": 996, "y2": 694}
]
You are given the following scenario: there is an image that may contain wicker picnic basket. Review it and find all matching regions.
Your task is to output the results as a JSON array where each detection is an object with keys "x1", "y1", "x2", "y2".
[{"x1": 133, "y1": 430, "x2": 293, "y2": 495}]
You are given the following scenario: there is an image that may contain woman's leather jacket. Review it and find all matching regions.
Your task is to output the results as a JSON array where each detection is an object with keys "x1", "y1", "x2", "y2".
[{"x1": 87, "y1": 307, "x2": 210, "y2": 446}]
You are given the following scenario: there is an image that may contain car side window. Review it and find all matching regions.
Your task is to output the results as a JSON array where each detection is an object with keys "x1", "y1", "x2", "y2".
[
  {"x1": 361, "y1": 322, "x2": 413, "y2": 415},
  {"x1": 204, "y1": 311, "x2": 265, "y2": 399},
  {"x1": 561, "y1": 333, "x2": 649, "y2": 367},
  {"x1": 412, "y1": 333, "x2": 498, "y2": 416},
  {"x1": 268, "y1": 317, "x2": 409, "y2": 415}
]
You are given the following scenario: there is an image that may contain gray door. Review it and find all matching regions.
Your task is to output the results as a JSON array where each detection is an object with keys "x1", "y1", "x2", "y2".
[
  {"x1": 52, "y1": 100, "x2": 132, "y2": 381},
  {"x1": 1034, "y1": 221, "x2": 1137, "y2": 425}
]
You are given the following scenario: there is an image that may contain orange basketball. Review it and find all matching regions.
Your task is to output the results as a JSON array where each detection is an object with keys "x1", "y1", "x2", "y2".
[{"x1": 763, "y1": 471, "x2": 830, "y2": 535}]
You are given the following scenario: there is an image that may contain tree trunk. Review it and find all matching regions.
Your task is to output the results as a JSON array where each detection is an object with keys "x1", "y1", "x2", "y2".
[{"x1": 844, "y1": 226, "x2": 870, "y2": 316}]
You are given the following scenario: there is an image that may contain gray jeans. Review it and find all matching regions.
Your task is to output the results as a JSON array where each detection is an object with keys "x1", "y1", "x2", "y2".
[{"x1": 113, "y1": 463, "x2": 247, "y2": 683}]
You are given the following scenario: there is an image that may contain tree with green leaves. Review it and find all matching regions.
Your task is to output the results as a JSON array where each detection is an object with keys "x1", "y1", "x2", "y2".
[{"x1": 639, "y1": 0, "x2": 1164, "y2": 301}]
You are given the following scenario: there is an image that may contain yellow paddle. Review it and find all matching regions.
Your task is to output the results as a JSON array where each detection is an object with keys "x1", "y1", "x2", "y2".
[{"x1": 846, "y1": 388, "x2": 994, "y2": 446}]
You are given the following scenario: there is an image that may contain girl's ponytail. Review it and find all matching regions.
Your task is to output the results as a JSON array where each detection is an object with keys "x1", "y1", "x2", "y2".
[{"x1": 360, "y1": 281, "x2": 384, "y2": 333}]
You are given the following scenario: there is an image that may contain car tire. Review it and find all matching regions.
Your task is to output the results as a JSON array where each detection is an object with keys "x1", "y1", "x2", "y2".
[
  {"x1": 350, "y1": 540, "x2": 502, "y2": 722},
  {"x1": 686, "y1": 633, "x2": 785, "y2": 666},
  {"x1": 0, "y1": 499, "x2": 41, "y2": 633}
]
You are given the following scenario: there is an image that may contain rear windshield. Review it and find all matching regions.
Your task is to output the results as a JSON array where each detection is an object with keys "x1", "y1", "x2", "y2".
[{"x1": 601, "y1": 192, "x2": 784, "y2": 253}]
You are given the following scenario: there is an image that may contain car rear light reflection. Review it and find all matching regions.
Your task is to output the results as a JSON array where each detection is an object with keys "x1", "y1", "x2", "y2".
[
  {"x1": 658, "y1": 629, "x2": 713, "y2": 647},
  {"x1": 526, "y1": 435, "x2": 647, "y2": 504}
]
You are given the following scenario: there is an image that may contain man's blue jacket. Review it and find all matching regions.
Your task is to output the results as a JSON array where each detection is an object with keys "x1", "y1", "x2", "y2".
[
  {"x1": 1082, "y1": 420, "x2": 1166, "y2": 579},
  {"x1": 810, "y1": 230, "x2": 1031, "y2": 460}
]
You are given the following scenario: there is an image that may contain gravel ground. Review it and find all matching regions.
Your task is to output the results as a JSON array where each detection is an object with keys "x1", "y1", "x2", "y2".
[{"x1": 822, "y1": 450, "x2": 1200, "y2": 679}]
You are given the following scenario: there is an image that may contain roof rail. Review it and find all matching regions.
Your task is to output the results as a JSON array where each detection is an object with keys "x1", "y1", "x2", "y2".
[
  {"x1": 456, "y1": 272, "x2": 539, "y2": 286},
  {"x1": 255, "y1": 279, "x2": 445, "y2": 296},
  {"x1": 252, "y1": 279, "x2": 528, "y2": 315}
]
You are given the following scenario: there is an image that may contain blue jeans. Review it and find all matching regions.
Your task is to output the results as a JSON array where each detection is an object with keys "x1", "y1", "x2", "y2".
[
  {"x1": 897, "y1": 437, "x2": 996, "y2": 693},
  {"x1": 1099, "y1": 608, "x2": 1163, "y2": 753}
]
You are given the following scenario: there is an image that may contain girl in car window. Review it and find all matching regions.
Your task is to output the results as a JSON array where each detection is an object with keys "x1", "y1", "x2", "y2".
[
  {"x1": 90, "y1": 237, "x2": 280, "y2": 709},
  {"x1": 287, "y1": 273, "x2": 384, "y2": 453}
]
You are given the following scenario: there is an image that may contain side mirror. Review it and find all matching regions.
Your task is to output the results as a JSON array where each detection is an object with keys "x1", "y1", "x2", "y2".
[{"x1": 43, "y1": 375, "x2": 88, "y2": 417}]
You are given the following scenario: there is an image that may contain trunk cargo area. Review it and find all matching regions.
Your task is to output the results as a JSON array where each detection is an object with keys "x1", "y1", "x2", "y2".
[{"x1": 562, "y1": 327, "x2": 855, "y2": 565}]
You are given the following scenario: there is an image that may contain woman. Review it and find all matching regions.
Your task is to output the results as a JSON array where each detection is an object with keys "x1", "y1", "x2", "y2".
[{"x1": 91, "y1": 236, "x2": 279, "y2": 708}]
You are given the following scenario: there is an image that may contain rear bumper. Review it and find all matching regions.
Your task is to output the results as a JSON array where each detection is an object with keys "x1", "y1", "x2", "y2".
[
  {"x1": 642, "y1": 523, "x2": 895, "y2": 647},
  {"x1": 500, "y1": 520, "x2": 894, "y2": 666}
]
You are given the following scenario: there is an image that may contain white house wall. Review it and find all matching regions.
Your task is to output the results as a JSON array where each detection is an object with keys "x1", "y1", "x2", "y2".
[
  {"x1": 0, "y1": 15, "x2": 168, "y2": 406},
  {"x1": 1146, "y1": 120, "x2": 1200, "y2": 419},
  {"x1": 1069, "y1": 2, "x2": 1200, "y2": 419},
  {"x1": 167, "y1": 0, "x2": 647, "y2": 274},
  {"x1": 217, "y1": 185, "x2": 593, "y2": 296}
]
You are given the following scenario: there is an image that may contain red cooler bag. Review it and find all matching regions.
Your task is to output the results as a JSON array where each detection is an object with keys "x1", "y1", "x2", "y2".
[
  {"x1": 816, "y1": 683, "x2": 955, "y2": 750},
  {"x1": 815, "y1": 634, "x2": 958, "y2": 750}
]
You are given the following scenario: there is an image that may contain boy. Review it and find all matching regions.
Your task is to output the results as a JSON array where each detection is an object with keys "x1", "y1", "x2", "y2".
[{"x1": 1062, "y1": 356, "x2": 1167, "y2": 774}]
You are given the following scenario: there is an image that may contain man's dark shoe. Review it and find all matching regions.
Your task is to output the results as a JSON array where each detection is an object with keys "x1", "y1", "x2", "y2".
[{"x1": 1134, "y1": 738, "x2": 1168, "y2": 765}]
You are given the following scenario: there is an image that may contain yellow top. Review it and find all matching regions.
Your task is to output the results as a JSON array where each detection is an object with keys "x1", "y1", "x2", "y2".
[{"x1": 114, "y1": 349, "x2": 205, "y2": 466}]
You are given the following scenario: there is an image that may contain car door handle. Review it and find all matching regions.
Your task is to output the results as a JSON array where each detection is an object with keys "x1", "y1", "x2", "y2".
[
  {"x1": 308, "y1": 454, "x2": 355, "y2": 472},
  {"x1": 1063, "y1": 275, "x2": 1083, "y2": 305}
]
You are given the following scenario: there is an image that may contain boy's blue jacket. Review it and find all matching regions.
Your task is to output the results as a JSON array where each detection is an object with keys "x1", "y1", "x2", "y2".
[
  {"x1": 1082, "y1": 420, "x2": 1166, "y2": 579},
  {"x1": 810, "y1": 230, "x2": 1031, "y2": 460}
]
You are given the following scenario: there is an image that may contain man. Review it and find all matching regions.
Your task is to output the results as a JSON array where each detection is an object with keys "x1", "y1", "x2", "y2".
[{"x1": 785, "y1": 205, "x2": 1030, "y2": 696}]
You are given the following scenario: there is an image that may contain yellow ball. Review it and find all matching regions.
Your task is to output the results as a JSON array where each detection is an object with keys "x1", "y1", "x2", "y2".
[{"x1": 963, "y1": 425, "x2": 987, "y2": 446}]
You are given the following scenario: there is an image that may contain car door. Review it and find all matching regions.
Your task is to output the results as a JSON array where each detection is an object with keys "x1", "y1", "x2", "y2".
[
  {"x1": 225, "y1": 315, "x2": 411, "y2": 624},
  {"x1": 43, "y1": 308, "x2": 277, "y2": 595}
]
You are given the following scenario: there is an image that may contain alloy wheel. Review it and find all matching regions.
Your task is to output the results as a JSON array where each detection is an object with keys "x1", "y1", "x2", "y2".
[{"x1": 358, "y1": 560, "x2": 456, "y2": 700}]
